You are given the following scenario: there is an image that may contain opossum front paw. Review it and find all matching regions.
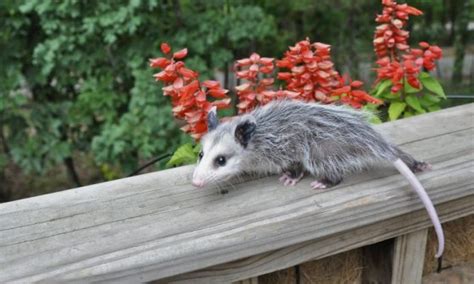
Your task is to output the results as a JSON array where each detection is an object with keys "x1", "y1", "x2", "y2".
[
  {"x1": 310, "y1": 180, "x2": 327, "y2": 190},
  {"x1": 279, "y1": 172, "x2": 303, "y2": 186},
  {"x1": 413, "y1": 161, "x2": 432, "y2": 173}
]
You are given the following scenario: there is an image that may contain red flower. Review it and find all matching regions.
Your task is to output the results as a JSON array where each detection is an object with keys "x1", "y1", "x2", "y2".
[
  {"x1": 161, "y1": 43, "x2": 171, "y2": 54},
  {"x1": 373, "y1": 0, "x2": 442, "y2": 93},
  {"x1": 276, "y1": 38, "x2": 380, "y2": 108},
  {"x1": 234, "y1": 39, "x2": 380, "y2": 111},
  {"x1": 234, "y1": 52, "x2": 276, "y2": 113},
  {"x1": 151, "y1": 43, "x2": 230, "y2": 140},
  {"x1": 173, "y1": 48, "x2": 188, "y2": 59},
  {"x1": 149, "y1": 57, "x2": 170, "y2": 69}
]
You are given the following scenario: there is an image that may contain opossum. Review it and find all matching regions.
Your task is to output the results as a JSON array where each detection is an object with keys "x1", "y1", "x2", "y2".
[{"x1": 192, "y1": 99, "x2": 444, "y2": 258}]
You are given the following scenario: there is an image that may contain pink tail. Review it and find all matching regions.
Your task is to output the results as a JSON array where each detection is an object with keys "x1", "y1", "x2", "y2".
[{"x1": 393, "y1": 158, "x2": 444, "y2": 258}]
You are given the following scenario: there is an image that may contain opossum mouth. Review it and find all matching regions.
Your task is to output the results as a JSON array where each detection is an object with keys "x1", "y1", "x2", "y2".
[{"x1": 201, "y1": 174, "x2": 236, "y2": 189}]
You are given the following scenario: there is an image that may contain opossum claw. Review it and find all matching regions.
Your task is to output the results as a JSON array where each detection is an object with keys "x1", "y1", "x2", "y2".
[
  {"x1": 311, "y1": 180, "x2": 327, "y2": 189},
  {"x1": 413, "y1": 161, "x2": 432, "y2": 172},
  {"x1": 279, "y1": 172, "x2": 303, "y2": 186}
]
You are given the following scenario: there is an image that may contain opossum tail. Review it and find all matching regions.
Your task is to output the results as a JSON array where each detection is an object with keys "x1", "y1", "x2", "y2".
[{"x1": 393, "y1": 158, "x2": 444, "y2": 258}]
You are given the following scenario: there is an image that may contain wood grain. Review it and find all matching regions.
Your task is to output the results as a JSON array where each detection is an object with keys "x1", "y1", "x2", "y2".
[
  {"x1": 164, "y1": 196, "x2": 474, "y2": 284},
  {"x1": 0, "y1": 104, "x2": 472, "y2": 283},
  {"x1": 391, "y1": 229, "x2": 428, "y2": 284}
]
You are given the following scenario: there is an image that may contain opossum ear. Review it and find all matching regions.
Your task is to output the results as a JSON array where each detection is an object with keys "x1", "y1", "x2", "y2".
[
  {"x1": 207, "y1": 106, "x2": 219, "y2": 131},
  {"x1": 235, "y1": 118, "x2": 256, "y2": 148}
]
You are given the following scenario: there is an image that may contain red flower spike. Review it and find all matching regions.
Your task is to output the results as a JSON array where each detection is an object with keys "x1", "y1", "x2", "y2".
[
  {"x1": 405, "y1": 6, "x2": 423, "y2": 16},
  {"x1": 235, "y1": 52, "x2": 279, "y2": 113},
  {"x1": 332, "y1": 86, "x2": 351, "y2": 95},
  {"x1": 250, "y1": 53, "x2": 260, "y2": 63},
  {"x1": 173, "y1": 48, "x2": 188, "y2": 59},
  {"x1": 202, "y1": 80, "x2": 220, "y2": 89},
  {"x1": 235, "y1": 58, "x2": 252, "y2": 66},
  {"x1": 235, "y1": 83, "x2": 251, "y2": 92},
  {"x1": 419, "y1": 41, "x2": 430, "y2": 48},
  {"x1": 161, "y1": 43, "x2": 171, "y2": 54},
  {"x1": 208, "y1": 88, "x2": 229, "y2": 99},
  {"x1": 212, "y1": 98, "x2": 232, "y2": 109},
  {"x1": 350, "y1": 80, "x2": 364, "y2": 88},
  {"x1": 373, "y1": 0, "x2": 442, "y2": 93},
  {"x1": 178, "y1": 67, "x2": 198, "y2": 79},
  {"x1": 273, "y1": 38, "x2": 379, "y2": 107},
  {"x1": 259, "y1": 57, "x2": 274, "y2": 65},
  {"x1": 151, "y1": 42, "x2": 231, "y2": 140},
  {"x1": 149, "y1": 57, "x2": 170, "y2": 69}
]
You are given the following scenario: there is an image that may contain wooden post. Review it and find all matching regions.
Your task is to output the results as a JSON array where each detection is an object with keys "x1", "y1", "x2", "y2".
[{"x1": 391, "y1": 229, "x2": 428, "y2": 284}]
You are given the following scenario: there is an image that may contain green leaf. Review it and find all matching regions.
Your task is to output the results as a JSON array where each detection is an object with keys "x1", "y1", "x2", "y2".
[
  {"x1": 362, "y1": 104, "x2": 382, "y2": 124},
  {"x1": 369, "y1": 115, "x2": 383, "y2": 124},
  {"x1": 419, "y1": 94, "x2": 441, "y2": 107},
  {"x1": 427, "y1": 105, "x2": 441, "y2": 112},
  {"x1": 381, "y1": 91, "x2": 400, "y2": 100},
  {"x1": 373, "y1": 80, "x2": 392, "y2": 97},
  {"x1": 193, "y1": 144, "x2": 202, "y2": 154},
  {"x1": 166, "y1": 143, "x2": 198, "y2": 167},
  {"x1": 388, "y1": 102, "x2": 407, "y2": 121},
  {"x1": 403, "y1": 110, "x2": 414, "y2": 118},
  {"x1": 420, "y1": 72, "x2": 446, "y2": 98},
  {"x1": 405, "y1": 95, "x2": 425, "y2": 114}
]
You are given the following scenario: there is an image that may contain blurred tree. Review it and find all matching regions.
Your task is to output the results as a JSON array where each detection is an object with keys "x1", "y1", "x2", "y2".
[
  {"x1": 452, "y1": 0, "x2": 470, "y2": 82},
  {"x1": 0, "y1": 0, "x2": 278, "y2": 185}
]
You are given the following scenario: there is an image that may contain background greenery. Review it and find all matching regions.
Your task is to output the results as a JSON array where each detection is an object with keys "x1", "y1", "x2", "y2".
[{"x1": 1, "y1": 0, "x2": 472, "y2": 201}]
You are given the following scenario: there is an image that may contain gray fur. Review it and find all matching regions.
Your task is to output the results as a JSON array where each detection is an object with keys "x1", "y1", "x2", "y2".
[{"x1": 200, "y1": 100, "x2": 418, "y2": 184}]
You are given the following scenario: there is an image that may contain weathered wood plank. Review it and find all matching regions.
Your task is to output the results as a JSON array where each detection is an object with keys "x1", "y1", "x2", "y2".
[
  {"x1": 391, "y1": 229, "x2": 428, "y2": 284},
  {"x1": 0, "y1": 104, "x2": 472, "y2": 283},
  {"x1": 162, "y1": 197, "x2": 474, "y2": 284}
]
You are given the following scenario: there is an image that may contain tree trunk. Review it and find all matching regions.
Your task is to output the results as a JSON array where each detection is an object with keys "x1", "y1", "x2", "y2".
[
  {"x1": 64, "y1": 156, "x2": 82, "y2": 187},
  {"x1": 448, "y1": 0, "x2": 459, "y2": 44},
  {"x1": 0, "y1": 127, "x2": 10, "y2": 158},
  {"x1": 451, "y1": 0, "x2": 470, "y2": 83},
  {"x1": 172, "y1": 0, "x2": 183, "y2": 27},
  {"x1": 347, "y1": 7, "x2": 359, "y2": 78}
]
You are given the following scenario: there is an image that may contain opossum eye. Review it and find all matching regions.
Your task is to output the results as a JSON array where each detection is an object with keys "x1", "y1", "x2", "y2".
[
  {"x1": 198, "y1": 151, "x2": 204, "y2": 160},
  {"x1": 215, "y1": 155, "x2": 226, "y2": 167}
]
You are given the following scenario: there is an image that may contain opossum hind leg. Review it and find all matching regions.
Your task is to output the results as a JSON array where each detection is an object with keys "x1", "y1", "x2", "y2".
[
  {"x1": 279, "y1": 163, "x2": 304, "y2": 187},
  {"x1": 395, "y1": 146, "x2": 432, "y2": 173}
]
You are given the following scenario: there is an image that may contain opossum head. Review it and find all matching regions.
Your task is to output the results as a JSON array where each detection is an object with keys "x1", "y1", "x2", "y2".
[{"x1": 192, "y1": 108, "x2": 256, "y2": 187}]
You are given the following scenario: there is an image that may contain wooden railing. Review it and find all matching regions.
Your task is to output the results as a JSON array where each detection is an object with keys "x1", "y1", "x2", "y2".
[{"x1": 0, "y1": 104, "x2": 473, "y2": 284}]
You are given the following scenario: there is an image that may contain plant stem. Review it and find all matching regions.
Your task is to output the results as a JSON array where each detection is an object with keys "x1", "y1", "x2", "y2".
[
  {"x1": 127, "y1": 153, "x2": 172, "y2": 177},
  {"x1": 64, "y1": 156, "x2": 82, "y2": 187}
]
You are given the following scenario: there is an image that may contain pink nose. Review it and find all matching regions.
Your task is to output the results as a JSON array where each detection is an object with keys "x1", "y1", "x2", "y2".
[{"x1": 192, "y1": 179, "x2": 204, "y2": 187}]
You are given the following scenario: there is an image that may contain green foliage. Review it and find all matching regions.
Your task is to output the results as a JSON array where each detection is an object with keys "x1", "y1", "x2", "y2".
[
  {"x1": 362, "y1": 103, "x2": 383, "y2": 124},
  {"x1": 420, "y1": 72, "x2": 446, "y2": 99},
  {"x1": 373, "y1": 73, "x2": 446, "y2": 121},
  {"x1": 1, "y1": 0, "x2": 279, "y2": 180},
  {"x1": 388, "y1": 102, "x2": 407, "y2": 121},
  {"x1": 166, "y1": 143, "x2": 201, "y2": 168}
]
